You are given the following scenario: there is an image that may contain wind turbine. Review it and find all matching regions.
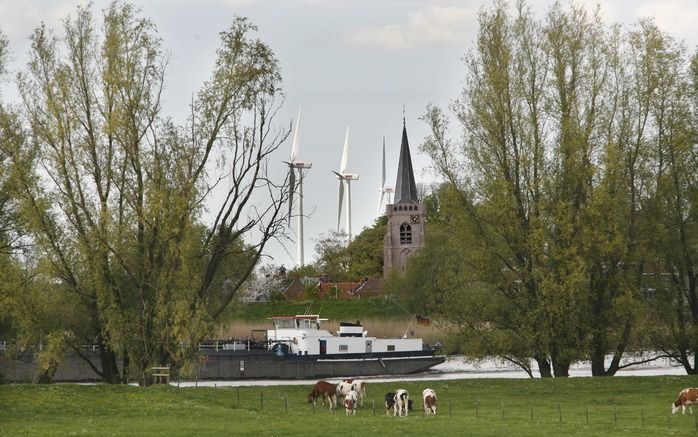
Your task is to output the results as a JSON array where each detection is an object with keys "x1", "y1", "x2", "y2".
[
  {"x1": 377, "y1": 137, "x2": 394, "y2": 215},
  {"x1": 332, "y1": 127, "x2": 359, "y2": 242},
  {"x1": 284, "y1": 107, "x2": 312, "y2": 267}
]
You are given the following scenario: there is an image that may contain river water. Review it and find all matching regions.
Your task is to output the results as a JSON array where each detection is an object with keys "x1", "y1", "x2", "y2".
[{"x1": 173, "y1": 354, "x2": 688, "y2": 388}]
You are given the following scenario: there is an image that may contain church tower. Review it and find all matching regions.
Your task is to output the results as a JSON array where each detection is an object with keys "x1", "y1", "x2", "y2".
[{"x1": 383, "y1": 121, "x2": 426, "y2": 277}]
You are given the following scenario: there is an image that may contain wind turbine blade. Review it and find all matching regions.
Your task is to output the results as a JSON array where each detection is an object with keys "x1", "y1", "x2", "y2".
[
  {"x1": 288, "y1": 167, "x2": 296, "y2": 224},
  {"x1": 290, "y1": 106, "x2": 301, "y2": 162},
  {"x1": 337, "y1": 179, "x2": 344, "y2": 231},
  {"x1": 381, "y1": 136, "x2": 386, "y2": 188},
  {"x1": 340, "y1": 127, "x2": 349, "y2": 174},
  {"x1": 377, "y1": 191, "x2": 385, "y2": 216}
]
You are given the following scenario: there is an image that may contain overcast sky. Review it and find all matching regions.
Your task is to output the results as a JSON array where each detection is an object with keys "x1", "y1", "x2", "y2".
[{"x1": 2, "y1": 0, "x2": 698, "y2": 268}]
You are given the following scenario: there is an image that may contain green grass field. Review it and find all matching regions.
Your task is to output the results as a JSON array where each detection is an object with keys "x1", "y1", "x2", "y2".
[{"x1": 3, "y1": 376, "x2": 698, "y2": 436}]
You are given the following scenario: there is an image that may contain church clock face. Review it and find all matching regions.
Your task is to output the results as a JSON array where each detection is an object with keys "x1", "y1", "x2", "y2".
[{"x1": 410, "y1": 215, "x2": 420, "y2": 224}]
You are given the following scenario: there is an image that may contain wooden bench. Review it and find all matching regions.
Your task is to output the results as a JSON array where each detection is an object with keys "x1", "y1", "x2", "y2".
[{"x1": 151, "y1": 366, "x2": 170, "y2": 384}]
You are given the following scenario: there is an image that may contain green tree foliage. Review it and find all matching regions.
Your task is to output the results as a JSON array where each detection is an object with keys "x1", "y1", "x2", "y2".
[
  {"x1": 3, "y1": 3, "x2": 289, "y2": 383},
  {"x1": 311, "y1": 216, "x2": 387, "y2": 282},
  {"x1": 418, "y1": 0, "x2": 698, "y2": 377}
]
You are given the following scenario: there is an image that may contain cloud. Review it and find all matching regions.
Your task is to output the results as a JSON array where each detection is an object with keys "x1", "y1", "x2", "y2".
[{"x1": 345, "y1": 5, "x2": 477, "y2": 51}]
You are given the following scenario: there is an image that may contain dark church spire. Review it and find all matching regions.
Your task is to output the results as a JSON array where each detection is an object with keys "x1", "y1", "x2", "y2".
[{"x1": 394, "y1": 121, "x2": 418, "y2": 204}]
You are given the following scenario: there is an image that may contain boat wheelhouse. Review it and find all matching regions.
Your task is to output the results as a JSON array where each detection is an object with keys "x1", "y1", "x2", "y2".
[{"x1": 267, "y1": 315, "x2": 423, "y2": 356}]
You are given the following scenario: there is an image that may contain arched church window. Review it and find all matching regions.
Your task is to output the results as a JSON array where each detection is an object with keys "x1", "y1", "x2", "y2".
[{"x1": 400, "y1": 223, "x2": 412, "y2": 245}]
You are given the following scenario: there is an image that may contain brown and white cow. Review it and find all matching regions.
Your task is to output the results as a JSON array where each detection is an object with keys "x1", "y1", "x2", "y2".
[
  {"x1": 337, "y1": 379, "x2": 366, "y2": 407},
  {"x1": 672, "y1": 388, "x2": 698, "y2": 415},
  {"x1": 344, "y1": 390, "x2": 359, "y2": 415},
  {"x1": 394, "y1": 389, "x2": 409, "y2": 417},
  {"x1": 422, "y1": 388, "x2": 437, "y2": 416},
  {"x1": 307, "y1": 380, "x2": 337, "y2": 410}
]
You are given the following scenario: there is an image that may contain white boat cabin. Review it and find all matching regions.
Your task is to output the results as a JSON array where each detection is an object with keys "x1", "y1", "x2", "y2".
[{"x1": 266, "y1": 315, "x2": 423, "y2": 356}]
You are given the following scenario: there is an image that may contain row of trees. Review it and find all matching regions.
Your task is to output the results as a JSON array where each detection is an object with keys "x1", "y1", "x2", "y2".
[
  {"x1": 400, "y1": 0, "x2": 698, "y2": 377},
  {"x1": 0, "y1": 2, "x2": 291, "y2": 383}
]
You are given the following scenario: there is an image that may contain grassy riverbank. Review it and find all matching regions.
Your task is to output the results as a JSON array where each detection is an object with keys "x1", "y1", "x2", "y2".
[
  {"x1": 227, "y1": 297, "x2": 410, "y2": 322},
  {"x1": 1, "y1": 376, "x2": 695, "y2": 436}
]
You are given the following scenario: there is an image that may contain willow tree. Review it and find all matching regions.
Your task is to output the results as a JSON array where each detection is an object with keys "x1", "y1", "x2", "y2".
[
  {"x1": 419, "y1": 1, "x2": 682, "y2": 377},
  {"x1": 421, "y1": 0, "x2": 552, "y2": 376},
  {"x1": 6, "y1": 3, "x2": 289, "y2": 383},
  {"x1": 644, "y1": 43, "x2": 698, "y2": 374}
]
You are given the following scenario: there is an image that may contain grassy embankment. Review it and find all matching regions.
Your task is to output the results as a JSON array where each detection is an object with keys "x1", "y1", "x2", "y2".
[
  {"x1": 2, "y1": 376, "x2": 697, "y2": 436},
  {"x1": 221, "y1": 297, "x2": 442, "y2": 344}
]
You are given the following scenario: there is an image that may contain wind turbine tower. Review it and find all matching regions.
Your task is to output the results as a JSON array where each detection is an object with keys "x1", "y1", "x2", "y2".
[
  {"x1": 332, "y1": 127, "x2": 359, "y2": 242},
  {"x1": 377, "y1": 137, "x2": 394, "y2": 215},
  {"x1": 285, "y1": 107, "x2": 312, "y2": 267}
]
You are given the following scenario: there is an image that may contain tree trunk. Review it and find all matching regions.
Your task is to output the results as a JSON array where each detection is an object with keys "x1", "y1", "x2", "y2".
[
  {"x1": 98, "y1": 345, "x2": 121, "y2": 384},
  {"x1": 121, "y1": 351, "x2": 130, "y2": 384},
  {"x1": 32, "y1": 359, "x2": 59, "y2": 384},
  {"x1": 552, "y1": 359, "x2": 570, "y2": 377},
  {"x1": 589, "y1": 336, "x2": 607, "y2": 376},
  {"x1": 536, "y1": 356, "x2": 553, "y2": 378}
]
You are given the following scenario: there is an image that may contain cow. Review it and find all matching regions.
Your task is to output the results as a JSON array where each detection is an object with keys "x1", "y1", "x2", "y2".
[
  {"x1": 385, "y1": 392, "x2": 414, "y2": 416},
  {"x1": 422, "y1": 388, "x2": 437, "y2": 416},
  {"x1": 385, "y1": 392, "x2": 396, "y2": 415},
  {"x1": 672, "y1": 388, "x2": 698, "y2": 415},
  {"x1": 344, "y1": 390, "x2": 359, "y2": 416},
  {"x1": 337, "y1": 379, "x2": 366, "y2": 407},
  {"x1": 394, "y1": 389, "x2": 409, "y2": 417},
  {"x1": 307, "y1": 380, "x2": 337, "y2": 410}
]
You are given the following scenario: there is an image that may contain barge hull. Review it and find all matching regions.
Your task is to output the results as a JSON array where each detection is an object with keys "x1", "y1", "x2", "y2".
[
  {"x1": 0, "y1": 351, "x2": 445, "y2": 382},
  {"x1": 199, "y1": 353, "x2": 446, "y2": 379}
]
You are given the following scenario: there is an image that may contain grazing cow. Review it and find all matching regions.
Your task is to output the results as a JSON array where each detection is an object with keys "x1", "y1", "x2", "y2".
[
  {"x1": 385, "y1": 392, "x2": 396, "y2": 415},
  {"x1": 672, "y1": 388, "x2": 698, "y2": 415},
  {"x1": 307, "y1": 380, "x2": 337, "y2": 410},
  {"x1": 344, "y1": 390, "x2": 359, "y2": 415},
  {"x1": 394, "y1": 389, "x2": 409, "y2": 417},
  {"x1": 337, "y1": 379, "x2": 367, "y2": 407},
  {"x1": 422, "y1": 388, "x2": 437, "y2": 416}
]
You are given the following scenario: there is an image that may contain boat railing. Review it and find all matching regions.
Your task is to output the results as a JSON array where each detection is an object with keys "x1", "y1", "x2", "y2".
[{"x1": 198, "y1": 339, "x2": 268, "y2": 352}]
